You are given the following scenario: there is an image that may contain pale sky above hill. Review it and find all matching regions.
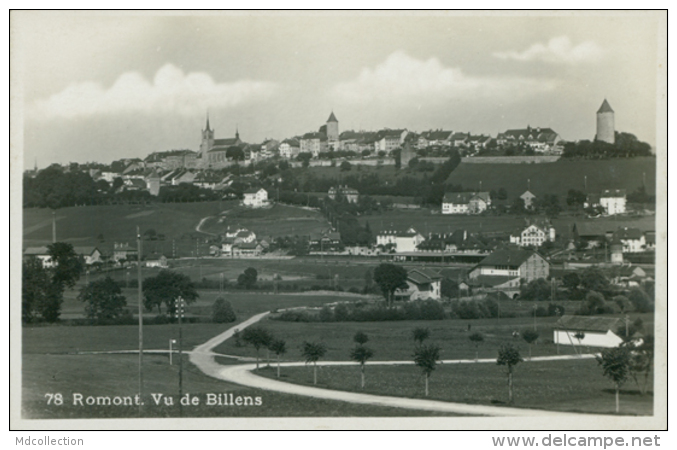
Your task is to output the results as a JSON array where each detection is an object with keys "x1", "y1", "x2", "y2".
[{"x1": 13, "y1": 11, "x2": 665, "y2": 166}]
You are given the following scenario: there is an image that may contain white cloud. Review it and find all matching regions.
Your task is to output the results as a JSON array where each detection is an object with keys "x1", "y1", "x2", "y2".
[
  {"x1": 493, "y1": 36, "x2": 603, "y2": 64},
  {"x1": 30, "y1": 64, "x2": 278, "y2": 120},
  {"x1": 329, "y1": 51, "x2": 555, "y2": 105}
]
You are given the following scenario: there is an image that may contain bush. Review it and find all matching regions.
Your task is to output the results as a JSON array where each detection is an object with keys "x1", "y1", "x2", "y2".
[
  {"x1": 212, "y1": 298, "x2": 237, "y2": 323},
  {"x1": 451, "y1": 300, "x2": 482, "y2": 320},
  {"x1": 334, "y1": 304, "x2": 350, "y2": 321},
  {"x1": 273, "y1": 310, "x2": 317, "y2": 322},
  {"x1": 319, "y1": 306, "x2": 334, "y2": 322}
]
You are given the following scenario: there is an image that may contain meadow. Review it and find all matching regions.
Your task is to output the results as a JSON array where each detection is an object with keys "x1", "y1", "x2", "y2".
[
  {"x1": 21, "y1": 353, "x2": 455, "y2": 418},
  {"x1": 258, "y1": 358, "x2": 653, "y2": 416},
  {"x1": 448, "y1": 157, "x2": 656, "y2": 201},
  {"x1": 213, "y1": 313, "x2": 654, "y2": 362}
]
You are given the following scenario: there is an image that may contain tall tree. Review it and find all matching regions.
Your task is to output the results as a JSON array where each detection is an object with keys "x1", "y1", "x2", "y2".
[
  {"x1": 412, "y1": 327, "x2": 431, "y2": 346},
  {"x1": 78, "y1": 276, "x2": 127, "y2": 323},
  {"x1": 373, "y1": 263, "x2": 408, "y2": 307},
  {"x1": 413, "y1": 344, "x2": 441, "y2": 396},
  {"x1": 521, "y1": 329, "x2": 539, "y2": 360},
  {"x1": 350, "y1": 345, "x2": 374, "y2": 389},
  {"x1": 301, "y1": 341, "x2": 327, "y2": 385},
  {"x1": 237, "y1": 267, "x2": 258, "y2": 289},
  {"x1": 268, "y1": 338, "x2": 287, "y2": 378},
  {"x1": 596, "y1": 347, "x2": 631, "y2": 413},
  {"x1": 21, "y1": 257, "x2": 54, "y2": 323},
  {"x1": 142, "y1": 269, "x2": 199, "y2": 315},
  {"x1": 47, "y1": 242, "x2": 84, "y2": 291},
  {"x1": 469, "y1": 332, "x2": 484, "y2": 362},
  {"x1": 497, "y1": 344, "x2": 523, "y2": 405},
  {"x1": 241, "y1": 326, "x2": 273, "y2": 370}
]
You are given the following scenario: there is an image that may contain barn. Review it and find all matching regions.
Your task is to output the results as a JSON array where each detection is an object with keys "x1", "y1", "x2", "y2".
[{"x1": 553, "y1": 315, "x2": 624, "y2": 348}]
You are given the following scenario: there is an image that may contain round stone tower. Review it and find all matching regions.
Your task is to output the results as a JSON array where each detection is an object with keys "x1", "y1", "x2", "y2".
[
  {"x1": 326, "y1": 111, "x2": 339, "y2": 150},
  {"x1": 596, "y1": 99, "x2": 615, "y2": 144}
]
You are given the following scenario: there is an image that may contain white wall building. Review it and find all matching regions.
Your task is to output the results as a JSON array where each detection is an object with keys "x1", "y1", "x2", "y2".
[
  {"x1": 553, "y1": 315, "x2": 624, "y2": 348},
  {"x1": 600, "y1": 189, "x2": 627, "y2": 215},
  {"x1": 243, "y1": 188, "x2": 269, "y2": 208}
]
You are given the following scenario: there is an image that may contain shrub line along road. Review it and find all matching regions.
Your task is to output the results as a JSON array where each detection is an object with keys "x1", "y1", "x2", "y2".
[{"x1": 188, "y1": 311, "x2": 604, "y2": 417}]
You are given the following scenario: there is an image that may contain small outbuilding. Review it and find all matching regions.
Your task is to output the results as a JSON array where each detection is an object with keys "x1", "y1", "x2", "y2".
[{"x1": 553, "y1": 315, "x2": 623, "y2": 348}]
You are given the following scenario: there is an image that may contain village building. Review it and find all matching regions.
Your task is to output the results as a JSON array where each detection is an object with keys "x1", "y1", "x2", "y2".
[
  {"x1": 309, "y1": 230, "x2": 342, "y2": 252},
  {"x1": 113, "y1": 242, "x2": 138, "y2": 262},
  {"x1": 300, "y1": 132, "x2": 327, "y2": 157},
  {"x1": 23, "y1": 247, "x2": 55, "y2": 268},
  {"x1": 469, "y1": 248, "x2": 549, "y2": 284},
  {"x1": 279, "y1": 138, "x2": 301, "y2": 159},
  {"x1": 510, "y1": 219, "x2": 556, "y2": 248},
  {"x1": 553, "y1": 315, "x2": 624, "y2": 348},
  {"x1": 599, "y1": 189, "x2": 627, "y2": 215},
  {"x1": 73, "y1": 246, "x2": 103, "y2": 265},
  {"x1": 376, "y1": 227, "x2": 425, "y2": 253},
  {"x1": 145, "y1": 252, "x2": 168, "y2": 268},
  {"x1": 613, "y1": 227, "x2": 646, "y2": 253},
  {"x1": 328, "y1": 185, "x2": 359, "y2": 203},
  {"x1": 520, "y1": 190, "x2": 537, "y2": 209},
  {"x1": 441, "y1": 192, "x2": 491, "y2": 214},
  {"x1": 242, "y1": 188, "x2": 269, "y2": 208},
  {"x1": 395, "y1": 268, "x2": 442, "y2": 301},
  {"x1": 496, "y1": 126, "x2": 561, "y2": 152},
  {"x1": 374, "y1": 129, "x2": 408, "y2": 153},
  {"x1": 417, "y1": 130, "x2": 453, "y2": 148}
]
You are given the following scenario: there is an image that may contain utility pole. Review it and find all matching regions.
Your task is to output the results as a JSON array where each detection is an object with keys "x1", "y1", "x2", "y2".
[
  {"x1": 136, "y1": 226, "x2": 143, "y2": 416},
  {"x1": 175, "y1": 296, "x2": 185, "y2": 417},
  {"x1": 52, "y1": 210, "x2": 56, "y2": 243}
]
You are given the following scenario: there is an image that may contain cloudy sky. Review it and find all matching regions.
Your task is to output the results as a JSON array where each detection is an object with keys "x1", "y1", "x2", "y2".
[{"x1": 14, "y1": 11, "x2": 664, "y2": 166}]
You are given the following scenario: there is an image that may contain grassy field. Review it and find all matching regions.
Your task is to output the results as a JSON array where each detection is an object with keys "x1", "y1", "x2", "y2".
[
  {"x1": 358, "y1": 209, "x2": 655, "y2": 238},
  {"x1": 213, "y1": 313, "x2": 654, "y2": 362},
  {"x1": 448, "y1": 157, "x2": 656, "y2": 201},
  {"x1": 257, "y1": 358, "x2": 653, "y2": 416},
  {"x1": 199, "y1": 203, "x2": 329, "y2": 238},
  {"x1": 22, "y1": 202, "x2": 329, "y2": 257},
  {"x1": 21, "y1": 353, "x2": 458, "y2": 418}
]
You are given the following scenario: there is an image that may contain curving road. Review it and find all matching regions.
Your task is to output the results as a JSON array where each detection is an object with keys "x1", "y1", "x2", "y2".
[{"x1": 188, "y1": 311, "x2": 601, "y2": 417}]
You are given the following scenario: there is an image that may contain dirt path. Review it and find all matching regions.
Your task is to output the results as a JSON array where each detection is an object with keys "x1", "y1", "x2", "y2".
[{"x1": 189, "y1": 312, "x2": 598, "y2": 417}]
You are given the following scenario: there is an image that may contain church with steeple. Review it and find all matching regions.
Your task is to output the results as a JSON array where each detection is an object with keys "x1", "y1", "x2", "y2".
[{"x1": 198, "y1": 114, "x2": 243, "y2": 168}]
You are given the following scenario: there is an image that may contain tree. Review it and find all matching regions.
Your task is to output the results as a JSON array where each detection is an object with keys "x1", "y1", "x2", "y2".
[
  {"x1": 497, "y1": 344, "x2": 523, "y2": 404},
  {"x1": 596, "y1": 347, "x2": 631, "y2": 413},
  {"x1": 301, "y1": 341, "x2": 327, "y2": 385},
  {"x1": 212, "y1": 297, "x2": 237, "y2": 323},
  {"x1": 566, "y1": 189, "x2": 587, "y2": 208},
  {"x1": 237, "y1": 267, "x2": 258, "y2": 289},
  {"x1": 78, "y1": 277, "x2": 127, "y2": 323},
  {"x1": 521, "y1": 329, "x2": 539, "y2": 360},
  {"x1": 469, "y1": 332, "x2": 484, "y2": 362},
  {"x1": 340, "y1": 161, "x2": 352, "y2": 172},
  {"x1": 241, "y1": 326, "x2": 273, "y2": 369},
  {"x1": 412, "y1": 327, "x2": 431, "y2": 345},
  {"x1": 413, "y1": 344, "x2": 441, "y2": 396},
  {"x1": 373, "y1": 263, "x2": 408, "y2": 307},
  {"x1": 628, "y1": 288, "x2": 653, "y2": 313},
  {"x1": 613, "y1": 295, "x2": 632, "y2": 314},
  {"x1": 350, "y1": 345, "x2": 374, "y2": 388},
  {"x1": 142, "y1": 270, "x2": 199, "y2": 315},
  {"x1": 47, "y1": 242, "x2": 84, "y2": 291},
  {"x1": 22, "y1": 257, "x2": 55, "y2": 323},
  {"x1": 624, "y1": 335, "x2": 653, "y2": 395},
  {"x1": 519, "y1": 278, "x2": 551, "y2": 301},
  {"x1": 580, "y1": 266, "x2": 610, "y2": 292},
  {"x1": 268, "y1": 338, "x2": 287, "y2": 378},
  {"x1": 144, "y1": 229, "x2": 157, "y2": 240},
  {"x1": 353, "y1": 331, "x2": 369, "y2": 346}
]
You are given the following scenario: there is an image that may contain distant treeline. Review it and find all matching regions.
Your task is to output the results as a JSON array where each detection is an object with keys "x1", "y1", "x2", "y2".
[{"x1": 562, "y1": 132, "x2": 652, "y2": 159}]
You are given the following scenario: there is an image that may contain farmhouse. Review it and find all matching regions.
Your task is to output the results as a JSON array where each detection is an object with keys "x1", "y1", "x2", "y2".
[
  {"x1": 145, "y1": 252, "x2": 168, "y2": 268},
  {"x1": 309, "y1": 230, "x2": 342, "y2": 252},
  {"x1": 441, "y1": 192, "x2": 491, "y2": 214},
  {"x1": 73, "y1": 246, "x2": 103, "y2": 265},
  {"x1": 510, "y1": 220, "x2": 556, "y2": 248},
  {"x1": 113, "y1": 243, "x2": 138, "y2": 262},
  {"x1": 374, "y1": 129, "x2": 408, "y2": 153},
  {"x1": 600, "y1": 189, "x2": 627, "y2": 215},
  {"x1": 243, "y1": 188, "x2": 269, "y2": 208},
  {"x1": 613, "y1": 227, "x2": 646, "y2": 253},
  {"x1": 469, "y1": 248, "x2": 549, "y2": 284},
  {"x1": 23, "y1": 247, "x2": 55, "y2": 268},
  {"x1": 395, "y1": 268, "x2": 442, "y2": 301},
  {"x1": 553, "y1": 315, "x2": 624, "y2": 348}
]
